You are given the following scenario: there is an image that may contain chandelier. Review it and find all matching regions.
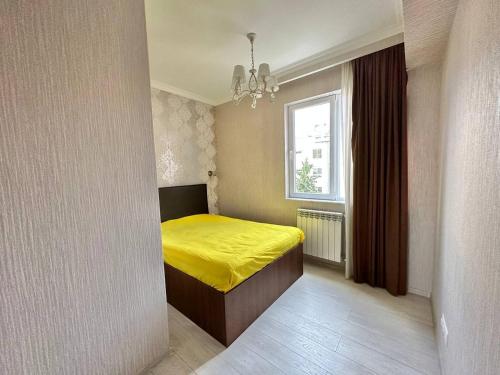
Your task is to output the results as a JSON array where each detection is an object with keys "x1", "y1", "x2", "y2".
[{"x1": 231, "y1": 33, "x2": 279, "y2": 109}]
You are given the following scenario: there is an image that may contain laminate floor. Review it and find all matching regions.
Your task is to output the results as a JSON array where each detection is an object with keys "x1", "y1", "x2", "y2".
[{"x1": 148, "y1": 261, "x2": 441, "y2": 375}]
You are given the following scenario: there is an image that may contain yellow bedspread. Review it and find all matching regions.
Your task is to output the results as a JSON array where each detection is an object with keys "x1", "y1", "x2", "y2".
[{"x1": 161, "y1": 214, "x2": 304, "y2": 293}]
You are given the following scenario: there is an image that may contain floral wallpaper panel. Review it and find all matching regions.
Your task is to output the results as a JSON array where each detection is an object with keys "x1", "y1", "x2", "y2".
[{"x1": 151, "y1": 88, "x2": 218, "y2": 213}]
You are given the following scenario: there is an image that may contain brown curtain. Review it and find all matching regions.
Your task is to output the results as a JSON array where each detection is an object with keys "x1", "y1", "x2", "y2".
[{"x1": 351, "y1": 43, "x2": 408, "y2": 296}]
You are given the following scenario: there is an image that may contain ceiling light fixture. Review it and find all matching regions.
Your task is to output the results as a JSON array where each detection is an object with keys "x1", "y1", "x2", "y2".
[{"x1": 231, "y1": 33, "x2": 279, "y2": 109}]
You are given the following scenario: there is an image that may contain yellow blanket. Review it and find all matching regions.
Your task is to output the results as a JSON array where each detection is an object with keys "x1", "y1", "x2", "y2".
[{"x1": 161, "y1": 214, "x2": 304, "y2": 293}]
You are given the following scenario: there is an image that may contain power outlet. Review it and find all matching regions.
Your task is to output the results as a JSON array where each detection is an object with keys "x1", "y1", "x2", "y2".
[{"x1": 440, "y1": 314, "x2": 448, "y2": 346}]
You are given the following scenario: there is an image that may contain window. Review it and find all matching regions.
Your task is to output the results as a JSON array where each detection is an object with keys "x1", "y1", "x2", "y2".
[{"x1": 285, "y1": 92, "x2": 344, "y2": 202}]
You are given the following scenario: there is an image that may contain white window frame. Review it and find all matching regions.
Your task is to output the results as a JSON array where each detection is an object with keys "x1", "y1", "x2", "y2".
[{"x1": 284, "y1": 91, "x2": 343, "y2": 202}]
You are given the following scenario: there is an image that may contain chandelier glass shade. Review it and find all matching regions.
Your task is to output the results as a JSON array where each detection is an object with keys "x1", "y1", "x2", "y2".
[{"x1": 231, "y1": 33, "x2": 279, "y2": 109}]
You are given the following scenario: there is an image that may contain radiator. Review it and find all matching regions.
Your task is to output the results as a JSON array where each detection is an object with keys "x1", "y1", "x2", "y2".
[{"x1": 296, "y1": 208, "x2": 343, "y2": 263}]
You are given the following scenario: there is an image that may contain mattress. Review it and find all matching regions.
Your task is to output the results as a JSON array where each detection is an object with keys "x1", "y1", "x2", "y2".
[{"x1": 161, "y1": 214, "x2": 304, "y2": 293}]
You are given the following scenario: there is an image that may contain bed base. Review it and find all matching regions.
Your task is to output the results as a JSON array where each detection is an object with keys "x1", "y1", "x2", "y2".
[{"x1": 164, "y1": 243, "x2": 303, "y2": 346}]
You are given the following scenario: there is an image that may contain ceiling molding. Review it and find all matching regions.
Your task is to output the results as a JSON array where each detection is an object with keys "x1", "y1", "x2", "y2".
[
  {"x1": 215, "y1": 29, "x2": 404, "y2": 106},
  {"x1": 147, "y1": 0, "x2": 404, "y2": 106},
  {"x1": 150, "y1": 80, "x2": 217, "y2": 106},
  {"x1": 274, "y1": 25, "x2": 404, "y2": 84}
]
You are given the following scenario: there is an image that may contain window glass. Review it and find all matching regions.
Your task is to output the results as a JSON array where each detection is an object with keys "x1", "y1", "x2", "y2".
[{"x1": 285, "y1": 92, "x2": 344, "y2": 202}]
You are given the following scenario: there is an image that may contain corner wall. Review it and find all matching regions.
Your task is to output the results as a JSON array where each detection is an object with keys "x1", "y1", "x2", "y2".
[
  {"x1": 407, "y1": 64, "x2": 442, "y2": 297},
  {"x1": 0, "y1": 1, "x2": 169, "y2": 373},
  {"x1": 432, "y1": 0, "x2": 500, "y2": 373}
]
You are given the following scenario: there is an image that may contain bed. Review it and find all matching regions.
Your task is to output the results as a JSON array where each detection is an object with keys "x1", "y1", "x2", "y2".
[{"x1": 159, "y1": 184, "x2": 304, "y2": 346}]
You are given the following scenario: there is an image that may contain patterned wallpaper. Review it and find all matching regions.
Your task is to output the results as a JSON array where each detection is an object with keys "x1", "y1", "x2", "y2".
[{"x1": 151, "y1": 89, "x2": 218, "y2": 213}]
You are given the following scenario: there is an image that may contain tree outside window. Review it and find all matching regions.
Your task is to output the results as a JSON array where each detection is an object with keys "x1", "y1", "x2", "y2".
[{"x1": 296, "y1": 158, "x2": 320, "y2": 193}]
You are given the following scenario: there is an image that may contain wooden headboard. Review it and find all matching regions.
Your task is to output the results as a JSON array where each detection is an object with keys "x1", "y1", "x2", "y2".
[{"x1": 158, "y1": 184, "x2": 208, "y2": 222}]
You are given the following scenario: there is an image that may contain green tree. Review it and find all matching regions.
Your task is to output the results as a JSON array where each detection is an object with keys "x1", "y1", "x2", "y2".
[{"x1": 296, "y1": 158, "x2": 319, "y2": 193}]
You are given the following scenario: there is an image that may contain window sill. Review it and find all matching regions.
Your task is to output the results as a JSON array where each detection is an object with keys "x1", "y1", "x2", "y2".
[{"x1": 285, "y1": 197, "x2": 345, "y2": 204}]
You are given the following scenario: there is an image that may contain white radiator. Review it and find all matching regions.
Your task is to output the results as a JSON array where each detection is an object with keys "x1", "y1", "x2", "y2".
[{"x1": 297, "y1": 208, "x2": 343, "y2": 263}]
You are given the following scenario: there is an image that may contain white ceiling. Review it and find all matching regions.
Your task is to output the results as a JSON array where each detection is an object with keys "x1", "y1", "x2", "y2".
[{"x1": 145, "y1": 0, "x2": 403, "y2": 105}]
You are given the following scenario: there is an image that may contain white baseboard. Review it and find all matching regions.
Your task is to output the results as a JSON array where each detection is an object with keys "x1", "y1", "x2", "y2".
[{"x1": 408, "y1": 287, "x2": 431, "y2": 298}]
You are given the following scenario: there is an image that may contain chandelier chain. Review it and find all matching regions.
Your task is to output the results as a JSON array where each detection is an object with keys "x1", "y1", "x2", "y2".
[{"x1": 250, "y1": 38, "x2": 255, "y2": 71}]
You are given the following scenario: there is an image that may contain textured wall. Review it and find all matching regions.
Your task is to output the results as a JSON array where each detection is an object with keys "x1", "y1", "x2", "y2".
[
  {"x1": 402, "y1": 0, "x2": 459, "y2": 69},
  {"x1": 151, "y1": 89, "x2": 218, "y2": 213},
  {"x1": 432, "y1": 0, "x2": 500, "y2": 373},
  {"x1": 407, "y1": 64, "x2": 442, "y2": 297},
  {"x1": 0, "y1": 1, "x2": 169, "y2": 374},
  {"x1": 215, "y1": 66, "x2": 344, "y2": 227}
]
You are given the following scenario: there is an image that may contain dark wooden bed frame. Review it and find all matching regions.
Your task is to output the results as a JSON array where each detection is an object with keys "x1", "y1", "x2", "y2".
[{"x1": 159, "y1": 184, "x2": 303, "y2": 346}]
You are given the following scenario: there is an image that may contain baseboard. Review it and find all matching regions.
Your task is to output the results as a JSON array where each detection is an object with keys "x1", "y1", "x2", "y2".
[
  {"x1": 304, "y1": 256, "x2": 431, "y2": 298},
  {"x1": 138, "y1": 349, "x2": 169, "y2": 375},
  {"x1": 408, "y1": 286, "x2": 431, "y2": 298},
  {"x1": 303, "y1": 254, "x2": 345, "y2": 271}
]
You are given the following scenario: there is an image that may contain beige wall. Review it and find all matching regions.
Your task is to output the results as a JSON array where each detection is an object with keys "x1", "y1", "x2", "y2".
[
  {"x1": 407, "y1": 64, "x2": 442, "y2": 297},
  {"x1": 151, "y1": 89, "x2": 218, "y2": 213},
  {"x1": 0, "y1": 1, "x2": 168, "y2": 374},
  {"x1": 216, "y1": 63, "x2": 439, "y2": 296},
  {"x1": 215, "y1": 66, "x2": 344, "y2": 227},
  {"x1": 432, "y1": 0, "x2": 500, "y2": 373}
]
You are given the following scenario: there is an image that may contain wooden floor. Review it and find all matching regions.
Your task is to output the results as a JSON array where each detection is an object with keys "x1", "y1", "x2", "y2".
[{"x1": 148, "y1": 261, "x2": 441, "y2": 375}]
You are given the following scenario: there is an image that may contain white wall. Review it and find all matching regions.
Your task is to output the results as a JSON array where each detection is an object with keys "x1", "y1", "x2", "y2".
[
  {"x1": 151, "y1": 89, "x2": 218, "y2": 213},
  {"x1": 407, "y1": 64, "x2": 442, "y2": 297},
  {"x1": 0, "y1": 1, "x2": 169, "y2": 373},
  {"x1": 432, "y1": 0, "x2": 500, "y2": 373}
]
